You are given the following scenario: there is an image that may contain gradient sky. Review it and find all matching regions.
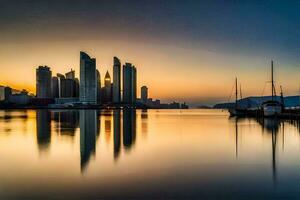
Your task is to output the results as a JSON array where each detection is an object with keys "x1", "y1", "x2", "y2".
[{"x1": 1, "y1": 0, "x2": 300, "y2": 106}]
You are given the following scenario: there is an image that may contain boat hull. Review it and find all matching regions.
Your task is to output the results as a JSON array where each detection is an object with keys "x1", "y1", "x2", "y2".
[
  {"x1": 229, "y1": 108, "x2": 246, "y2": 116},
  {"x1": 263, "y1": 104, "x2": 282, "y2": 117}
]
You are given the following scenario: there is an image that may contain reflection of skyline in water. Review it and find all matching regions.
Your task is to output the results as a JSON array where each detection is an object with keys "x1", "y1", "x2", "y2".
[
  {"x1": 52, "y1": 110, "x2": 79, "y2": 137},
  {"x1": 15, "y1": 110, "x2": 300, "y2": 183},
  {"x1": 113, "y1": 109, "x2": 121, "y2": 160},
  {"x1": 36, "y1": 110, "x2": 51, "y2": 151},
  {"x1": 123, "y1": 109, "x2": 136, "y2": 150},
  {"x1": 80, "y1": 110, "x2": 97, "y2": 172},
  {"x1": 0, "y1": 110, "x2": 28, "y2": 134},
  {"x1": 33, "y1": 109, "x2": 141, "y2": 171},
  {"x1": 141, "y1": 109, "x2": 148, "y2": 138},
  {"x1": 5, "y1": 109, "x2": 300, "y2": 198}
]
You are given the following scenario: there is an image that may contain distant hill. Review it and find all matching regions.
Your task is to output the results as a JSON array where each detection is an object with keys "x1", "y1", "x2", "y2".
[
  {"x1": 196, "y1": 105, "x2": 213, "y2": 109},
  {"x1": 214, "y1": 96, "x2": 300, "y2": 109}
]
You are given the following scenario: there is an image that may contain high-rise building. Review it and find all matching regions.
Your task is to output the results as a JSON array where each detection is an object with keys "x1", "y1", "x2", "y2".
[
  {"x1": 0, "y1": 86, "x2": 12, "y2": 102},
  {"x1": 133, "y1": 66, "x2": 137, "y2": 102},
  {"x1": 65, "y1": 69, "x2": 75, "y2": 79},
  {"x1": 80, "y1": 51, "x2": 97, "y2": 104},
  {"x1": 113, "y1": 57, "x2": 121, "y2": 103},
  {"x1": 123, "y1": 63, "x2": 137, "y2": 104},
  {"x1": 56, "y1": 70, "x2": 80, "y2": 98},
  {"x1": 61, "y1": 79, "x2": 77, "y2": 97},
  {"x1": 51, "y1": 77, "x2": 59, "y2": 98},
  {"x1": 36, "y1": 66, "x2": 52, "y2": 98},
  {"x1": 141, "y1": 86, "x2": 148, "y2": 104},
  {"x1": 56, "y1": 73, "x2": 65, "y2": 98},
  {"x1": 74, "y1": 78, "x2": 80, "y2": 97},
  {"x1": 96, "y1": 70, "x2": 101, "y2": 103},
  {"x1": 104, "y1": 71, "x2": 112, "y2": 103}
]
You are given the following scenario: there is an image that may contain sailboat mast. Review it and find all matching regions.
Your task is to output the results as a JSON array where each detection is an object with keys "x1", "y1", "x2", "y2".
[
  {"x1": 240, "y1": 83, "x2": 243, "y2": 99},
  {"x1": 271, "y1": 60, "x2": 274, "y2": 101},
  {"x1": 235, "y1": 77, "x2": 238, "y2": 108}
]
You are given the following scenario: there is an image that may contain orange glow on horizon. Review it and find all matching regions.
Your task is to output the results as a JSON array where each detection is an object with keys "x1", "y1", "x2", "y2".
[{"x1": 1, "y1": 39, "x2": 300, "y2": 105}]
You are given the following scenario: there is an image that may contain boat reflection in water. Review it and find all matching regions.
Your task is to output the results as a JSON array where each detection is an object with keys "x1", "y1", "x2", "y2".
[{"x1": 2, "y1": 109, "x2": 300, "y2": 199}]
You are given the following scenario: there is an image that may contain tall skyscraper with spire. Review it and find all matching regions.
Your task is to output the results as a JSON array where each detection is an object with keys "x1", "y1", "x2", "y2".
[
  {"x1": 79, "y1": 51, "x2": 97, "y2": 104},
  {"x1": 104, "y1": 71, "x2": 112, "y2": 102},
  {"x1": 113, "y1": 57, "x2": 121, "y2": 103}
]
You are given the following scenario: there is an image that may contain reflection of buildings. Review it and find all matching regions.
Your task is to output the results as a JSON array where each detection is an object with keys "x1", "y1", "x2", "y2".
[
  {"x1": 36, "y1": 110, "x2": 51, "y2": 151},
  {"x1": 52, "y1": 111, "x2": 79, "y2": 136},
  {"x1": 141, "y1": 109, "x2": 148, "y2": 137},
  {"x1": 104, "y1": 111, "x2": 112, "y2": 143},
  {"x1": 80, "y1": 110, "x2": 97, "y2": 172},
  {"x1": 113, "y1": 110, "x2": 121, "y2": 159},
  {"x1": 123, "y1": 109, "x2": 136, "y2": 149}
]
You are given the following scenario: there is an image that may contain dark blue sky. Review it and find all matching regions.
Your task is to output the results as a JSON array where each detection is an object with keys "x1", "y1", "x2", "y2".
[{"x1": 1, "y1": 0, "x2": 300, "y2": 59}]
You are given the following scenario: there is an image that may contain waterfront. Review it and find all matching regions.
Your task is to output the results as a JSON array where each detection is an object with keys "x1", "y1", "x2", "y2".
[{"x1": 1, "y1": 109, "x2": 300, "y2": 199}]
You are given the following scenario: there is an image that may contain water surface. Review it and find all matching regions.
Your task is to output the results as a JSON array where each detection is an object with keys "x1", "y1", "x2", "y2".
[{"x1": 0, "y1": 109, "x2": 300, "y2": 199}]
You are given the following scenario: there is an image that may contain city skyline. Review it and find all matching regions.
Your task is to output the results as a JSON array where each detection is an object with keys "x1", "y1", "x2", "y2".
[{"x1": 1, "y1": 1, "x2": 300, "y2": 106}]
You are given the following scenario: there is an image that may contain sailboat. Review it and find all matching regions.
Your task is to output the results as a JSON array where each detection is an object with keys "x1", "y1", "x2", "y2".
[
  {"x1": 229, "y1": 78, "x2": 245, "y2": 116},
  {"x1": 262, "y1": 61, "x2": 282, "y2": 117}
]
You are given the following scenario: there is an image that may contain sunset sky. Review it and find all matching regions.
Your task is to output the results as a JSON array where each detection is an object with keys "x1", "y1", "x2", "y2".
[{"x1": 1, "y1": 0, "x2": 300, "y2": 106}]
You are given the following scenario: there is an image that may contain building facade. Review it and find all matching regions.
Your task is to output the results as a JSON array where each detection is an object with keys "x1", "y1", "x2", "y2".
[
  {"x1": 36, "y1": 66, "x2": 52, "y2": 98},
  {"x1": 0, "y1": 86, "x2": 12, "y2": 102},
  {"x1": 104, "y1": 71, "x2": 112, "y2": 103},
  {"x1": 141, "y1": 86, "x2": 148, "y2": 104},
  {"x1": 123, "y1": 63, "x2": 137, "y2": 104},
  {"x1": 96, "y1": 70, "x2": 101, "y2": 103},
  {"x1": 55, "y1": 70, "x2": 80, "y2": 98},
  {"x1": 51, "y1": 76, "x2": 59, "y2": 98},
  {"x1": 79, "y1": 52, "x2": 97, "y2": 104},
  {"x1": 113, "y1": 57, "x2": 121, "y2": 103},
  {"x1": 65, "y1": 69, "x2": 75, "y2": 79}
]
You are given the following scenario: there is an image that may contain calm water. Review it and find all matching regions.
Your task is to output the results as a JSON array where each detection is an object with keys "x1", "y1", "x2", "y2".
[{"x1": 1, "y1": 109, "x2": 300, "y2": 199}]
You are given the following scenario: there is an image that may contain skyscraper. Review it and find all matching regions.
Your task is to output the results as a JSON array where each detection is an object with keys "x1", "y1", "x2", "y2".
[
  {"x1": 113, "y1": 57, "x2": 121, "y2": 103},
  {"x1": 123, "y1": 63, "x2": 137, "y2": 104},
  {"x1": 65, "y1": 69, "x2": 75, "y2": 79},
  {"x1": 141, "y1": 86, "x2": 148, "y2": 104},
  {"x1": 133, "y1": 66, "x2": 137, "y2": 102},
  {"x1": 58, "y1": 69, "x2": 80, "y2": 98},
  {"x1": 51, "y1": 76, "x2": 59, "y2": 98},
  {"x1": 0, "y1": 86, "x2": 12, "y2": 102},
  {"x1": 36, "y1": 66, "x2": 52, "y2": 98},
  {"x1": 56, "y1": 73, "x2": 65, "y2": 98},
  {"x1": 96, "y1": 70, "x2": 101, "y2": 103},
  {"x1": 80, "y1": 51, "x2": 97, "y2": 104},
  {"x1": 104, "y1": 71, "x2": 112, "y2": 103}
]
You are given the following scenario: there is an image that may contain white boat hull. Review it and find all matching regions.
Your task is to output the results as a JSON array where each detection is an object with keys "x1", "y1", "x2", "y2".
[{"x1": 263, "y1": 105, "x2": 282, "y2": 117}]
